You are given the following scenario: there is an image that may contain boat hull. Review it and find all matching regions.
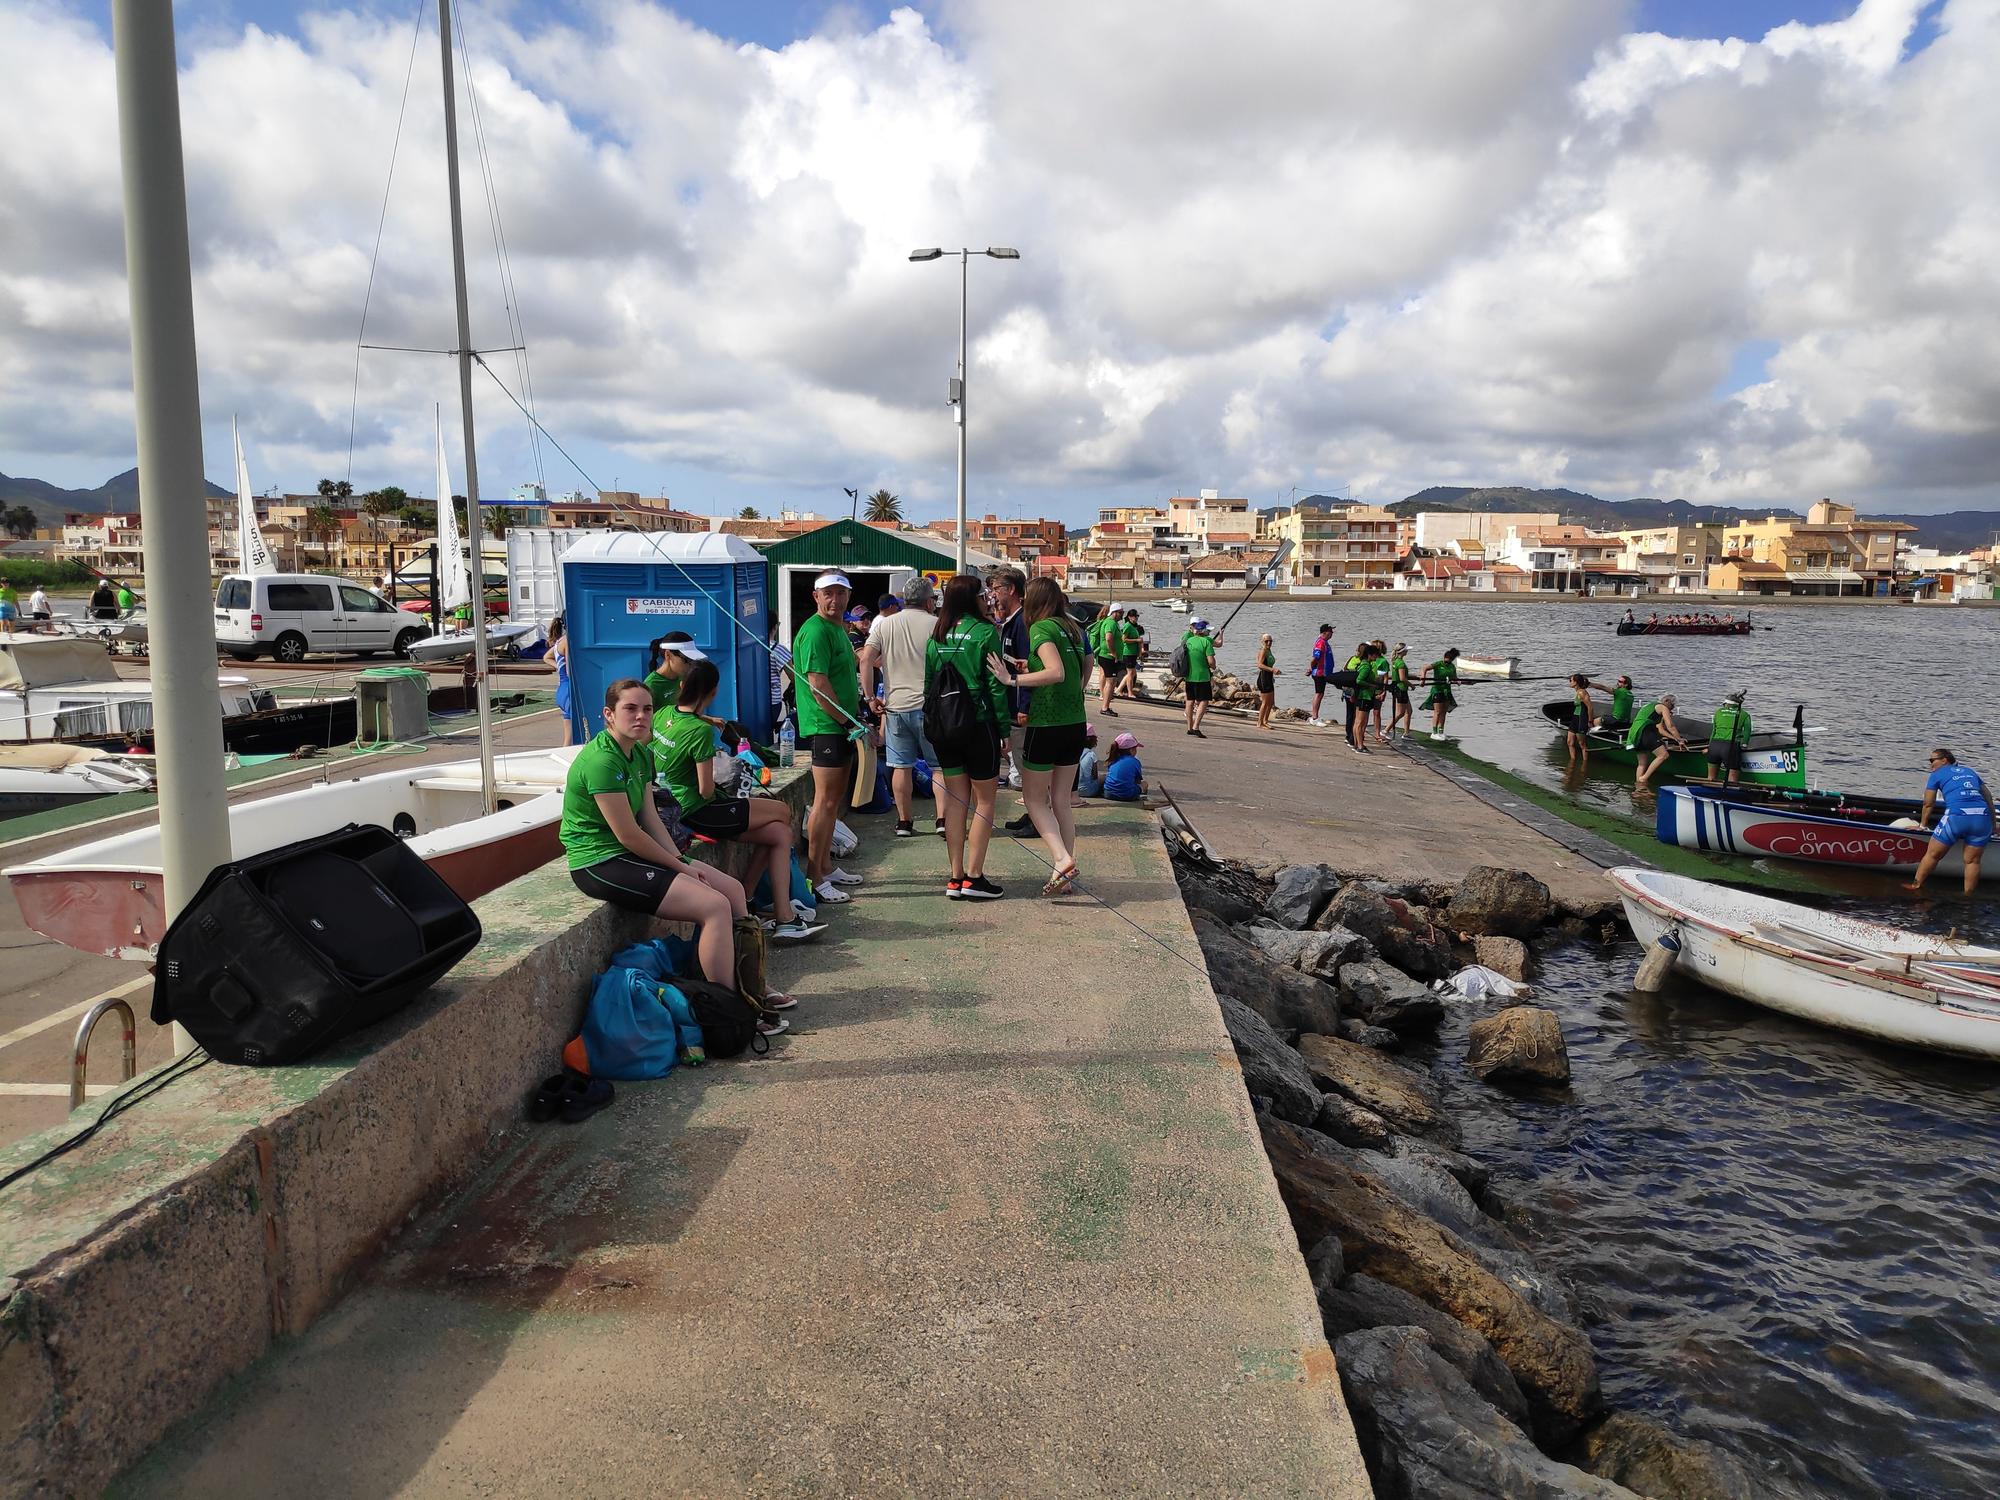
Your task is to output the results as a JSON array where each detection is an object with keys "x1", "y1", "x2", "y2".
[
  {"x1": 1611, "y1": 868, "x2": 2000, "y2": 1059},
  {"x1": 1615, "y1": 621, "x2": 1752, "y2": 636},
  {"x1": 1539, "y1": 702, "x2": 1807, "y2": 788},
  {"x1": 1457, "y1": 656, "x2": 1519, "y2": 678},
  {"x1": 1657, "y1": 786, "x2": 1984, "y2": 880},
  {"x1": 5, "y1": 748, "x2": 577, "y2": 960}
]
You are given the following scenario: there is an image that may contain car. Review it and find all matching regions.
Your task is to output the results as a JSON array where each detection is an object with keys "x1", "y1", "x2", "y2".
[{"x1": 214, "y1": 573, "x2": 429, "y2": 663}]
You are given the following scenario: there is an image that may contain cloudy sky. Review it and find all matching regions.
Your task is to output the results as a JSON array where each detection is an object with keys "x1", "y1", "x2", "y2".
[{"x1": 2, "y1": 0, "x2": 1991, "y2": 524}]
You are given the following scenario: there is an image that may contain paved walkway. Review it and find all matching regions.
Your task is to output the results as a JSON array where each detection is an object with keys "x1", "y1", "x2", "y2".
[{"x1": 117, "y1": 803, "x2": 1370, "y2": 1498}]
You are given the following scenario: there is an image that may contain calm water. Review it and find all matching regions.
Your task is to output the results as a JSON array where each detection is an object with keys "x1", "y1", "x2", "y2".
[{"x1": 1171, "y1": 597, "x2": 2000, "y2": 1497}]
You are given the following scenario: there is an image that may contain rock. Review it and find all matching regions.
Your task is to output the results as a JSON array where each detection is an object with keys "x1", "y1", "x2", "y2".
[
  {"x1": 1294, "y1": 1033, "x2": 1461, "y2": 1147},
  {"x1": 1338, "y1": 956, "x2": 1447, "y2": 1035},
  {"x1": 1319, "y1": 1273, "x2": 1533, "y2": 1432},
  {"x1": 1474, "y1": 934, "x2": 1531, "y2": 982},
  {"x1": 1304, "y1": 1233, "x2": 1344, "y2": 1291},
  {"x1": 1319, "y1": 885, "x2": 1459, "y2": 978},
  {"x1": 1265, "y1": 864, "x2": 1341, "y2": 928},
  {"x1": 1263, "y1": 1116, "x2": 1602, "y2": 1442},
  {"x1": 1390, "y1": 1134, "x2": 1490, "y2": 1196},
  {"x1": 1570, "y1": 1412, "x2": 1775, "y2": 1500},
  {"x1": 1244, "y1": 923, "x2": 1372, "y2": 980},
  {"x1": 1450, "y1": 865, "x2": 1556, "y2": 938},
  {"x1": 1217, "y1": 996, "x2": 1321, "y2": 1126},
  {"x1": 1335, "y1": 1327, "x2": 1638, "y2": 1500},
  {"x1": 1190, "y1": 910, "x2": 1342, "y2": 1036},
  {"x1": 1315, "y1": 1093, "x2": 1394, "y2": 1149},
  {"x1": 1179, "y1": 877, "x2": 1259, "y2": 928},
  {"x1": 1356, "y1": 1146, "x2": 1498, "y2": 1247},
  {"x1": 1335, "y1": 1018, "x2": 1403, "y2": 1051},
  {"x1": 1468, "y1": 1007, "x2": 1572, "y2": 1086}
]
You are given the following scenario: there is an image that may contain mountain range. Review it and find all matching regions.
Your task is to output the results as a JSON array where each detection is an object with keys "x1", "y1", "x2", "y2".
[{"x1": 1, "y1": 468, "x2": 234, "y2": 531}]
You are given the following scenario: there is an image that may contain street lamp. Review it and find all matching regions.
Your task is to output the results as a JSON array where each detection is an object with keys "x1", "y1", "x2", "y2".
[{"x1": 910, "y1": 246, "x2": 1020, "y2": 572}]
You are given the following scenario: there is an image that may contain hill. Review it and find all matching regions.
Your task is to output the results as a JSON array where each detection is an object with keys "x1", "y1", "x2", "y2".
[{"x1": 0, "y1": 467, "x2": 234, "y2": 531}]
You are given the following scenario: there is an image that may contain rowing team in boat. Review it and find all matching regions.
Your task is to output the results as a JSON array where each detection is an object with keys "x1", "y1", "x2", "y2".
[
  {"x1": 1556, "y1": 674, "x2": 1753, "y2": 787},
  {"x1": 1621, "y1": 608, "x2": 1739, "y2": 629}
]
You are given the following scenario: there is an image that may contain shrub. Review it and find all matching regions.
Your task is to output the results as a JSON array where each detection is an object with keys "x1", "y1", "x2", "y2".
[{"x1": 0, "y1": 558, "x2": 99, "y2": 588}]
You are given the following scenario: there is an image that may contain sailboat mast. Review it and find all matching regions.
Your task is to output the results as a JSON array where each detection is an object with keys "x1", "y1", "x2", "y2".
[{"x1": 437, "y1": 0, "x2": 497, "y2": 814}]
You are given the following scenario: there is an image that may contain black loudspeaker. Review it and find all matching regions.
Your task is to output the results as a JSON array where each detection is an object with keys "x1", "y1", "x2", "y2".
[{"x1": 151, "y1": 823, "x2": 483, "y2": 1065}]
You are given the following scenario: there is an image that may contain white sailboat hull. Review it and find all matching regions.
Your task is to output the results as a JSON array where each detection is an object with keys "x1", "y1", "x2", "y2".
[
  {"x1": 6, "y1": 746, "x2": 579, "y2": 960},
  {"x1": 1611, "y1": 867, "x2": 2000, "y2": 1059},
  {"x1": 404, "y1": 620, "x2": 538, "y2": 662}
]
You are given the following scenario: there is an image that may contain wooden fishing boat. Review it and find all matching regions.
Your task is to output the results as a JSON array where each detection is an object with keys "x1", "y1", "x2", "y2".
[
  {"x1": 1614, "y1": 618, "x2": 1753, "y2": 636},
  {"x1": 5, "y1": 746, "x2": 578, "y2": 960},
  {"x1": 1657, "y1": 784, "x2": 1988, "y2": 881},
  {"x1": 1456, "y1": 654, "x2": 1520, "y2": 678},
  {"x1": 1611, "y1": 867, "x2": 2000, "y2": 1059},
  {"x1": 1538, "y1": 700, "x2": 1809, "y2": 789}
]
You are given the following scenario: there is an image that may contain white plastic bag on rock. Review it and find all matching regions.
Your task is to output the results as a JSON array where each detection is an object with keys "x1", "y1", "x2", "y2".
[{"x1": 1438, "y1": 964, "x2": 1525, "y2": 1002}]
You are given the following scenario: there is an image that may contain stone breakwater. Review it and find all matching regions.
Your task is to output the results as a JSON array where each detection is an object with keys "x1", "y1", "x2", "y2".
[{"x1": 1175, "y1": 854, "x2": 1803, "y2": 1500}]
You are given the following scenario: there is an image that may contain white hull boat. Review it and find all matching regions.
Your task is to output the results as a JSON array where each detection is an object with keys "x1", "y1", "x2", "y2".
[
  {"x1": 1457, "y1": 654, "x2": 1520, "y2": 679},
  {"x1": 0, "y1": 745, "x2": 157, "y2": 819},
  {"x1": 6, "y1": 745, "x2": 580, "y2": 960},
  {"x1": 404, "y1": 620, "x2": 539, "y2": 663},
  {"x1": 1611, "y1": 867, "x2": 2000, "y2": 1060}
]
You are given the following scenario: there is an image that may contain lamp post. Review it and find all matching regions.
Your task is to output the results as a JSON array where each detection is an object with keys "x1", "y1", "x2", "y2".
[{"x1": 909, "y1": 246, "x2": 1019, "y2": 572}]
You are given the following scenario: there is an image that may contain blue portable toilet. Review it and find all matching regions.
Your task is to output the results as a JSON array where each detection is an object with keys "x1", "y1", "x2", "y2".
[{"x1": 560, "y1": 531, "x2": 774, "y2": 742}]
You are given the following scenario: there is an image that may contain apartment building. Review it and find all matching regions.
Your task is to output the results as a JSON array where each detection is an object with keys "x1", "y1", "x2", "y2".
[
  {"x1": 547, "y1": 492, "x2": 708, "y2": 531},
  {"x1": 1411, "y1": 511, "x2": 1559, "y2": 554},
  {"x1": 926, "y1": 513, "x2": 1067, "y2": 562},
  {"x1": 1265, "y1": 503, "x2": 1399, "y2": 588},
  {"x1": 1708, "y1": 500, "x2": 1916, "y2": 596},
  {"x1": 1610, "y1": 523, "x2": 1724, "y2": 593},
  {"x1": 56, "y1": 512, "x2": 147, "y2": 572},
  {"x1": 1166, "y1": 491, "x2": 1254, "y2": 544},
  {"x1": 1488, "y1": 525, "x2": 1631, "y2": 593}
]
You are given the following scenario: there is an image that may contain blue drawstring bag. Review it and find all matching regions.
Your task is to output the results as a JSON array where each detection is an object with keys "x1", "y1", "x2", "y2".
[
  {"x1": 911, "y1": 759, "x2": 934, "y2": 795},
  {"x1": 607, "y1": 935, "x2": 696, "y2": 981},
  {"x1": 751, "y1": 849, "x2": 816, "y2": 920},
  {"x1": 568, "y1": 966, "x2": 705, "y2": 1080}
]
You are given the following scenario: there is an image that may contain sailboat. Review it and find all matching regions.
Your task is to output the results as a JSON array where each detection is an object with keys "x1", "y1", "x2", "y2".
[
  {"x1": 7, "y1": 0, "x2": 578, "y2": 961},
  {"x1": 405, "y1": 410, "x2": 537, "y2": 662}
]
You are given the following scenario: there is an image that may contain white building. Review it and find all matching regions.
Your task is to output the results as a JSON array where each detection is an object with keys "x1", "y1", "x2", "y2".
[{"x1": 1412, "y1": 511, "x2": 1560, "y2": 556}]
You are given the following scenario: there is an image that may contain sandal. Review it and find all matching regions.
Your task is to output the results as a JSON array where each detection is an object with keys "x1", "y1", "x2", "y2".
[
  {"x1": 1041, "y1": 866, "x2": 1078, "y2": 897},
  {"x1": 762, "y1": 991, "x2": 799, "y2": 1011}
]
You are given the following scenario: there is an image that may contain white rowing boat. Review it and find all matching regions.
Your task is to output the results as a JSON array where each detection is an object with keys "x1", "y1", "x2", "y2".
[
  {"x1": 5, "y1": 746, "x2": 579, "y2": 960},
  {"x1": 1611, "y1": 867, "x2": 2000, "y2": 1059},
  {"x1": 1456, "y1": 654, "x2": 1520, "y2": 679}
]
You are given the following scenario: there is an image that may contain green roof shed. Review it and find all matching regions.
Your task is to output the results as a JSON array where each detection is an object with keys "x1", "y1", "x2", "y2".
[{"x1": 757, "y1": 520, "x2": 1008, "y2": 640}]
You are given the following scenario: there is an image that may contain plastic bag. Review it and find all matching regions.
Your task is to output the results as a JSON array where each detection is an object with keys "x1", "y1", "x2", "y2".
[
  {"x1": 569, "y1": 966, "x2": 703, "y2": 1080},
  {"x1": 832, "y1": 818, "x2": 859, "y2": 858},
  {"x1": 1438, "y1": 964, "x2": 1524, "y2": 1002}
]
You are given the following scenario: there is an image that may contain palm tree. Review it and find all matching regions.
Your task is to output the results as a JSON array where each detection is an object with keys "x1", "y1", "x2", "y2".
[
  {"x1": 865, "y1": 489, "x2": 902, "y2": 523},
  {"x1": 314, "y1": 478, "x2": 354, "y2": 502},
  {"x1": 484, "y1": 506, "x2": 516, "y2": 541},
  {"x1": 1, "y1": 505, "x2": 35, "y2": 540},
  {"x1": 304, "y1": 504, "x2": 340, "y2": 566},
  {"x1": 737, "y1": 505, "x2": 762, "y2": 520},
  {"x1": 361, "y1": 488, "x2": 399, "y2": 565}
]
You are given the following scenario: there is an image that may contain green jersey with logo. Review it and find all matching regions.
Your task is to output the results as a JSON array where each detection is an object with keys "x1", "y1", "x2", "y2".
[{"x1": 562, "y1": 730, "x2": 655, "y2": 869}]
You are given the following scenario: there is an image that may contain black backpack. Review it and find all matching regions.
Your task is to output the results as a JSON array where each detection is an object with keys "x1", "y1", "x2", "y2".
[
  {"x1": 924, "y1": 656, "x2": 980, "y2": 747},
  {"x1": 681, "y1": 977, "x2": 769, "y2": 1058}
]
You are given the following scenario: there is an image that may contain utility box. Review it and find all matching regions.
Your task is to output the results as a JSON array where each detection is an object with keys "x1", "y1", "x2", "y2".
[
  {"x1": 355, "y1": 667, "x2": 430, "y2": 744},
  {"x1": 560, "y1": 531, "x2": 773, "y2": 742}
]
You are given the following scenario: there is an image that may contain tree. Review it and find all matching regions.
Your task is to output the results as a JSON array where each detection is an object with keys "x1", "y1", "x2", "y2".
[
  {"x1": 737, "y1": 505, "x2": 762, "y2": 520},
  {"x1": 1, "y1": 505, "x2": 36, "y2": 540},
  {"x1": 399, "y1": 500, "x2": 436, "y2": 529},
  {"x1": 361, "y1": 489, "x2": 397, "y2": 553},
  {"x1": 484, "y1": 506, "x2": 516, "y2": 541},
  {"x1": 865, "y1": 489, "x2": 902, "y2": 523},
  {"x1": 314, "y1": 478, "x2": 354, "y2": 502},
  {"x1": 304, "y1": 504, "x2": 341, "y2": 564}
]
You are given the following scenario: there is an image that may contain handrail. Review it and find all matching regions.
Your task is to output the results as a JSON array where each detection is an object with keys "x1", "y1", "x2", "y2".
[{"x1": 71, "y1": 998, "x2": 137, "y2": 1111}]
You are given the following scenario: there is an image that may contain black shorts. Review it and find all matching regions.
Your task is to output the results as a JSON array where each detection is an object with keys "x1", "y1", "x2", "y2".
[
  {"x1": 681, "y1": 797, "x2": 752, "y2": 837},
  {"x1": 1186, "y1": 680, "x2": 1213, "y2": 702},
  {"x1": 1022, "y1": 722, "x2": 1086, "y2": 770},
  {"x1": 805, "y1": 732, "x2": 855, "y2": 769},
  {"x1": 1097, "y1": 656, "x2": 1122, "y2": 678},
  {"x1": 1311, "y1": 674, "x2": 1329, "y2": 691},
  {"x1": 1565, "y1": 711, "x2": 1590, "y2": 734},
  {"x1": 571, "y1": 853, "x2": 678, "y2": 912},
  {"x1": 1389, "y1": 688, "x2": 1411, "y2": 707},
  {"x1": 1635, "y1": 726, "x2": 1663, "y2": 754},
  {"x1": 934, "y1": 722, "x2": 1002, "y2": 781},
  {"x1": 1706, "y1": 740, "x2": 1745, "y2": 769},
  {"x1": 1255, "y1": 670, "x2": 1276, "y2": 693}
]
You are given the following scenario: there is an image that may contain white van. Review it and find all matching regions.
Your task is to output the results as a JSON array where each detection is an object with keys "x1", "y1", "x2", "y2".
[{"x1": 214, "y1": 573, "x2": 428, "y2": 663}]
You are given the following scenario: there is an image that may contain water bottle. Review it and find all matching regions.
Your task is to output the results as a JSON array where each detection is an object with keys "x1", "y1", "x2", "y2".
[{"x1": 778, "y1": 719, "x2": 796, "y2": 768}]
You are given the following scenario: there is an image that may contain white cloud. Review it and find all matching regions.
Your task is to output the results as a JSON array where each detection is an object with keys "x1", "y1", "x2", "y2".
[{"x1": 1, "y1": 0, "x2": 1997, "y2": 519}]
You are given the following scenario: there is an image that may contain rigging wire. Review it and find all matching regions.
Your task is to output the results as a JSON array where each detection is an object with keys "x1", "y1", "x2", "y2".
[{"x1": 345, "y1": 0, "x2": 430, "y2": 485}]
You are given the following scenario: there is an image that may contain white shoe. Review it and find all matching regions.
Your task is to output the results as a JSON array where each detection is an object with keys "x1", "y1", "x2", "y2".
[
  {"x1": 1430, "y1": 731, "x2": 1446, "y2": 741},
  {"x1": 813, "y1": 879, "x2": 852, "y2": 903},
  {"x1": 769, "y1": 920, "x2": 826, "y2": 943},
  {"x1": 827, "y1": 867, "x2": 864, "y2": 886},
  {"x1": 1308, "y1": 717, "x2": 1324, "y2": 727}
]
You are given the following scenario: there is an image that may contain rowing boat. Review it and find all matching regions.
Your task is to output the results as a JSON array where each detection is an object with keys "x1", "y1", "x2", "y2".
[
  {"x1": 1611, "y1": 867, "x2": 2000, "y2": 1059},
  {"x1": 1614, "y1": 619, "x2": 1753, "y2": 636},
  {"x1": 5, "y1": 745, "x2": 579, "y2": 960},
  {"x1": 1657, "y1": 784, "x2": 1989, "y2": 881},
  {"x1": 1456, "y1": 654, "x2": 1520, "y2": 678},
  {"x1": 1538, "y1": 701, "x2": 1809, "y2": 789}
]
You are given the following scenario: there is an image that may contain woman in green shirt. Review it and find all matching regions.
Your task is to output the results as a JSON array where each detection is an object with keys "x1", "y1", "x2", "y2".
[
  {"x1": 1419, "y1": 648, "x2": 1460, "y2": 741},
  {"x1": 654, "y1": 660, "x2": 822, "y2": 943},
  {"x1": 1254, "y1": 633, "x2": 1280, "y2": 731},
  {"x1": 1385, "y1": 644, "x2": 1413, "y2": 740},
  {"x1": 1010, "y1": 578, "x2": 1090, "y2": 894},
  {"x1": 563, "y1": 679, "x2": 772, "y2": 1019},
  {"x1": 925, "y1": 574, "x2": 1016, "y2": 901}
]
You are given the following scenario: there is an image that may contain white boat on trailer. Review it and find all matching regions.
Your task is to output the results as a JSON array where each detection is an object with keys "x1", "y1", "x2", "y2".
[
  {"x1": 5, "y1": 745, "x2": 579, "y2": 961},
  {"x1": 1611, "y1": 867, "x2": 2000, "y2": 1060}
]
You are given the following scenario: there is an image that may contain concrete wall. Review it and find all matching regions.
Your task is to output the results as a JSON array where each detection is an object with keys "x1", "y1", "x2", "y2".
[{"x1": 0, "y1": 772, "x2": 810, "y2": 1496}]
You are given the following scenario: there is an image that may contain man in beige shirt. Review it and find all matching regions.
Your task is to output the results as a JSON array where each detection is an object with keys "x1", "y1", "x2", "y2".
[{"x1": 858, "y1": 576, "x2": 944, "y2": 837}]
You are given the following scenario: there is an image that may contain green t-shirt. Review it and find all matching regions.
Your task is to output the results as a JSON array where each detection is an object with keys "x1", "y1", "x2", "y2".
[
  {"x1": 561, "y1": 730, "x2": 655, "y2": 870},
  {"x1": 925, "y1": 617, "x2": 1009, "y2": 727},
  {"x1": 1625, "y1": 702, "x2": 1664, "y2": 749},
  {"x1": 1183, "y1": 633, "x2": 1216, "y2": 684},
  {"x1": 1025, "y1": 618, "x2": 1087, "y2": 728},
  {"x1": 792, "y1": 611, "x2": 860, "y2": 739},
  {"x1": 643, "y1": 670, "x2": 676, "y2": 710},
  {"x1": 1087, "y1": 615, "x2": 1110, "y2": 657},
  {"x1": 116, "y1": 587, "x2": 135, "y2": 609},
  {"x1": 1610, "y1": 686, "x2": 1634, "y2": 722},
  {"x1": 0, "y1": 585, "x2": 16, "y2": 607},
  {"x1": 653, "y1": 705, "x2": 719, "y2": 814},
  {"x1": 1119, "y1": 620, "x2": 1143, "y2": 660},
  {"x1": 1428, "y1": 659, "x2": 1456, "y2": 690},
  {"x1": 1711, "y1": 703, "x2": 1751, "y2": 743}
]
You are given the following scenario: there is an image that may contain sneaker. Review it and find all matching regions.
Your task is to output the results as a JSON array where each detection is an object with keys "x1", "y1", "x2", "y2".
[
  {"x1": 1005, "y1": 814, "x2": 1035, "y2": 836},
  {"x1": 1102, "y1": 706, "x2": 1119, "y2": 717},
  {"x1": 1430, "y1": 731, "x2": 1446, "y2": 742},
  {"x1": 946, "y1": 877, "x2": 965, "y2": 899},
  {"x1": 959, "y1": 875, "x2": 1005, "y2": 901},
  {"x1": 1191, "y1": 728, "x2": 1207, "y2": 738},
  {"x1": 768, "y1": 919, "x2": 826, "y2": 943},
  {"x1": 826, "y1": 867, "x2": 864, "y2": 886},
  {"x1": 812, "y1": 878, "x2": 852, "y2": 904},
  {"x1": 933, "y1": 818, "x2": 947, "y2": 837},
  {"x1": 894, "y1": 819, "x2": 915, "y2": 837}
]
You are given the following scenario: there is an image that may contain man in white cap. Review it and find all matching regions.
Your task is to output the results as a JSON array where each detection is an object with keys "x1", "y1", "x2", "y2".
[
  {"x1": 793, "y1": 571, "x2": 867, "y2": 903},
  {"x1": 858, "y1": 575, "x2": 945, "y2": 838}
]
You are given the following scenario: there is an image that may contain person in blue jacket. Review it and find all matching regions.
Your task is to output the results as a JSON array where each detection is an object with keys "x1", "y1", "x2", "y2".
[
  {"x1": 1101, "y1": 732, "x2": 1146, "y2": 802},
  {"x1": 1907, "y1": 748, "x2": 1992, "y2": 895}
]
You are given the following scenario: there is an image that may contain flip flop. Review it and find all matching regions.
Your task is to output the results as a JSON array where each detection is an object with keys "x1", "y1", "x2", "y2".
[{"x1": 762, "y1": 991, "x2": 799, "y2": 1011}]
